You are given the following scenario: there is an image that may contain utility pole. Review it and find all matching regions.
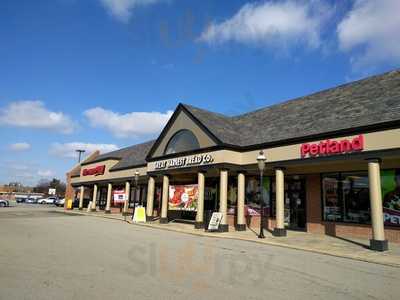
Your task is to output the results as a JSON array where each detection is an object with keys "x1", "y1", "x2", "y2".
[{"x1": 76, "y1": 149, "x2": 86, "y2": 163}]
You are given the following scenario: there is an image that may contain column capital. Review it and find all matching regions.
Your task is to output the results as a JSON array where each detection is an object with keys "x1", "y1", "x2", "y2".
[
  {"x1": 237, "y1": 171, "x2": 247, "y2": 175},
  {"x1": 366, "y1": 157, "x2": 382, "y2": 163},
  {"x1": 274, "y1": 166, "x2": 286, "y2": 171}
]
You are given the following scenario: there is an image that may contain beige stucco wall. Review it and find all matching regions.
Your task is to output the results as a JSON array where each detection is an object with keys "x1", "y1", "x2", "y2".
[
  {"x1": 151, "y1": 110, "x2": 217, "y2": 158},
  {"x1": 70, "y1": 159, "x2": 147, "y2": 185},
  {"x1": 70, "y1": 128, "x2": 400, "y2": 182},
  {"x1": 241, "y1": 128, "x2": 400, "y2": 165}
]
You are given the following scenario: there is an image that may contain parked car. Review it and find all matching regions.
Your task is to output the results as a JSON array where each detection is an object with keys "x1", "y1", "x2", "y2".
[
  {"x1": 0, "y1": 199, "x2": 9, "y2": 207},
  {"x1": 54, "y1": 198, "x2": 65, "y2": 207},
  {"x1": 25, "y1": 198, "x2": 38, "y2": 204},
  {"x1": 38, "y1": 197, "x2": 57, "y2": 204},
  {"x1": 16, "y1": 197, "x2": 25, "y2": 203}
]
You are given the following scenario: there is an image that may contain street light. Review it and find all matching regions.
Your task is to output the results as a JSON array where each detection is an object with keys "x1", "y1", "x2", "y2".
[
  {"x1": 131, "y1": 171, "x2": 140, "y2": 220},
  {"x1": 76, "y1": 149, "x2": 86, "y2": 163},
  {"x1": 257, "y1": 150, "x2": 266, "y2": 239}
]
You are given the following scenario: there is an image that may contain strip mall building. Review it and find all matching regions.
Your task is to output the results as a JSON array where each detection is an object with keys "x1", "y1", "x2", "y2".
[{"x1": 67, "y1": 70, "x2": 400, "y2": 251}]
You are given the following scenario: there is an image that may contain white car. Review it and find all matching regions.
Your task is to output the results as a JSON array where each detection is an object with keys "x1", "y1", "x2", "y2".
[
  {"x1": 38, "y1": 197, "x2": 57, "y2": 204},
  {"x1": 54, "y1": 198, "x2": 65, "y2": 207}
]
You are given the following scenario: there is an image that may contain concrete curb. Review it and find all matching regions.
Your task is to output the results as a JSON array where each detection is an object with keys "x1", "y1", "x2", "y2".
[{"x1": 64, "y1": 210, "x2": 400, "y2": 268}]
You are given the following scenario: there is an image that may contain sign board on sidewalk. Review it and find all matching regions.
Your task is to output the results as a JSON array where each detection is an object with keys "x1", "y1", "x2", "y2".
[
  {"x1": 132, "y1": 206, "x2": 146, "y2": 223},
  {"x1": 208, "y1": 212, "x2": 223, "y2": 231}
]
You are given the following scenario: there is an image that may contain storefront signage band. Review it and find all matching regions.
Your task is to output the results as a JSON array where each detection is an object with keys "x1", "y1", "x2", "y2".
[
  {"x1": 82, "y1": 165, "x2": 106, "y2": 176},
  {"x1": 301, "y1": 135, "x2": 364, "y2": 158},
  {"x1": 155, "y1": 154, "x2": 214, "y2": 170}
]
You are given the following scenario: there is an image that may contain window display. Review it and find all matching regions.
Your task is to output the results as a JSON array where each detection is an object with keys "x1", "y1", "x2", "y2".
[
  {"x1": 382, "y1": 169, "x2": 400, "y2": 226},
  {"x1": 322, "y1": 170, "x2": 400, "y2": 226}
]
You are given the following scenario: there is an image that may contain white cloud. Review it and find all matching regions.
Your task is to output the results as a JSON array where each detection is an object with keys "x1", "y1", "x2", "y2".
[
  {"x1": 37, "y1": 170, "x2": 55, "y2": 178},
  {"x1": 8, "y1": 142, "x2": 31, "y2": 151},
  {"x1": 337, "y1": 0, "x2": 400, "y2": 70},
  {"x1": 84, "y1": 107, "x2": 173, "y2": 138},
  {"x1": 100, "y1": 0, "x2": 162, "y2": 22},
  {"x1": 199, "y1": 0, "x2": 332, "y2": 50},
  {"x1": 0, "y1": 101, "x2": 76, "y2": 134},
  {"x1": 49, "y1": 142, "x2": 119, "y2": 159}
]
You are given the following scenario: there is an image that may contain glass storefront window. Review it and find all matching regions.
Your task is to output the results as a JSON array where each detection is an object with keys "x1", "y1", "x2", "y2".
[
  {"x1": 342, "y1": 173, "x2": 371, "y2": 223},
  {"x1": 164, "y1": 130, "x2": 200, "y2": 155},
  {"x1": 322, "y1": 174, "x2": 342, "y2": 221},
  {"x1": 322, "y1": 172, "x2": 371, "y2": 224}
]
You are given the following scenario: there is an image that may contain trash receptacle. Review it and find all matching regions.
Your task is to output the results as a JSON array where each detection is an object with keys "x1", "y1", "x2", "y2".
[{"x1": 66, "y1": 199, "x2": 73, "y2": 209}]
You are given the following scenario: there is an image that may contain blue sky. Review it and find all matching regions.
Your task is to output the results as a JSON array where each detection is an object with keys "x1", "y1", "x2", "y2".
[{"x1": 0, "y1": 0, "x2": 399, "y2": 186}]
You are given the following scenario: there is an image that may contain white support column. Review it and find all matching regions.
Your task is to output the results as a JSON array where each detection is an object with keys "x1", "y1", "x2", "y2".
[
  {"x1": 368, "y1": 159, "x2": 388, "y2": 251},
  {"x1": 160, "y1": 175, "x2": 169, "y2": 224},
  {"x1": 219, "y1": 169, "x2": 229, "y2": 232},
  {"x1": 79, "y1": 186, "x2": 84, "y2": 210},
  {"x1": 273, "y1": 167, "x2": 287, "y2": 236},
  {"x1": 146, "y1": 176, "x2": 155, "y2": 219},
  {"x1": 91, "y1": 184, "x2": 98, "y2": 212},
  {"x1": 123, "y1": 181, "x2": 130, "y2": 215},
  {"x1": 236, "y1": 172, "x2": 246, "y2": 231},
  {"x1": 105, "y1": 183, "x2": 112, "y2": 214},
  {"x1": 195, "y1": 172, "x2": 205, "y2": 229}
]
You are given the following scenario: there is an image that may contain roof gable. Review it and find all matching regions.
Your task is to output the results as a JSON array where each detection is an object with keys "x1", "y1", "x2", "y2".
[{"x1": 146, "y1": 104, "x2": 221, "y2": 159}]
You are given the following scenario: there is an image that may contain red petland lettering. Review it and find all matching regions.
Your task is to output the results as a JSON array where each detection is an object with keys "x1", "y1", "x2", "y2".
[
  {"x1": 301, "y1": 135, "x2": 364, "y2": 158},
  {"x1": 82, "y1": 165, "x2": 106, "y2": 176}
]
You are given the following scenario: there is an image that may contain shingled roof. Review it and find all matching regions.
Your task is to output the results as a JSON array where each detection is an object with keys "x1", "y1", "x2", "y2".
[
  {"x1": 183, "y1": 69, "x2": 400, "y2": 147},
  {"x1": 110, "y1": 140, "x2": 155, "y2": 171},
  {"x1": 82, "y1": 140, "x2": 155, "y2": 169}
]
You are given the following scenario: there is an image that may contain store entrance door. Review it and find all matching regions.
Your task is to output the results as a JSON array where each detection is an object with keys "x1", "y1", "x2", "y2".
[{"x1": 285, "y1": 177, "x2": 306, "y2": 230}]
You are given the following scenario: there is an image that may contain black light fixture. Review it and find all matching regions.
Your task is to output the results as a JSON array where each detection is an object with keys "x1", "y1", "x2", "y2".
[{"x1": 257, "y1": 150, "x2": 266, "y2": 239}]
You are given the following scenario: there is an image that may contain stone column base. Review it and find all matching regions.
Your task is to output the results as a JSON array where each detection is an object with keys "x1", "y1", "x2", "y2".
[
  {"x1": 160, "y1": 218, "x2": 168, "y2": 224},
  {"x1": 194, "y1": 222, "x2": 204, "y2": 229},
  {"x1": 105, "y1": 210, "x2": 111, "y2": 214},
  {"x1": 146, "y1": 216, "x2": 155, "y2": 222},
  {"x1": 78, "y1": 207, "x2": 83, "y2": 211},
  {"x1": 90, "y1": 208, "x2": 96, "y2": 212},
  {"x1": 273, "y1": 228, "x2": 287, "y2": 237},
  {"x1": 235, "y1": 224, "x2": 246, "y2": 231},
  {"x1": 370, "y1": 239, "x2": 389, "y2": 251},
  {"x1": 219, "y1": 224, "x2": 229, "y2": 232}
]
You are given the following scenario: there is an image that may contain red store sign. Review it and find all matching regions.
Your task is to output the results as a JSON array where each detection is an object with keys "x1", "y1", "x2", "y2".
[
  {"x1": 301, "y1": 135, "x2": 364, "y2": 158},
  {"x1": 82, "y1": 165, "x2": 106, "y2": 176}
]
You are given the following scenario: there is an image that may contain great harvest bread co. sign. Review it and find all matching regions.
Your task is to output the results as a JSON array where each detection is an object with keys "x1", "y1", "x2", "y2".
[{"x1": 155, "y1": 154, "x2": 214, "y2": 170}]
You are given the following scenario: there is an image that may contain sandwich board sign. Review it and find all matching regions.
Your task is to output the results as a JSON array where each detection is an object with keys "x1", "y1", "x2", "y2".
[
  {"x1": 132, "y1": 206, "x2": 146, "y2": 223},
  {"x1": 208, "y1": 212, "x2": 223, "y2": 231}
]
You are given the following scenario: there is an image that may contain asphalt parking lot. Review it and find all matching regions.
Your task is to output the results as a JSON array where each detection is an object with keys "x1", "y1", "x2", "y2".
[{"x1": 1, "y1": 205, "x2": 400, "y2": 300}]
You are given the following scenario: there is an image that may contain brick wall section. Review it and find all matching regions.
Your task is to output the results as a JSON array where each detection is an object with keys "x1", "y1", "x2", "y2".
[
  {"x1": 306, "y1": 174, "x2": 324, "y2": 234},
  {"x1": 65, "y1": 172, "x2": 75, "y2": 202}
]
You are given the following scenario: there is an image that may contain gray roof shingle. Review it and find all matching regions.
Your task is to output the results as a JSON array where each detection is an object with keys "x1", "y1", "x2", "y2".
[
  {"x1": 110, "y1": 140, "x2": 155, "y2": 171},
  {"x1": 183, "y1": 69, "x2": 400, "y2": 147},
  {"x1": 83, "y1": 140, "x2": 155, "y2": 170}
]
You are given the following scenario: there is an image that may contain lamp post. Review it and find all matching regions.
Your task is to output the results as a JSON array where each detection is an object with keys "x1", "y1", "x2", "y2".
[
  {"x1": 257, "y1": 150, "x2": 266, "y2": 239},
  {"x1": 76, "y1": 149, "x2": 86, "y2": 163},
  {"x1": 132, "y1": 171, "x2": 140, "y2": 220}
]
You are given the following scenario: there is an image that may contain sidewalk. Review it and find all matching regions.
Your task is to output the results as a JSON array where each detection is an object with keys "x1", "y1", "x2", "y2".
[{"x1": 65, "y1": 209, "x2": 400, "y2": 268}]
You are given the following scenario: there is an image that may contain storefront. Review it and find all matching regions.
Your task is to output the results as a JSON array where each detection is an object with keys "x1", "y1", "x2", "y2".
[{"x1": 69, "y1": 69, "x2": 400, "y2": 251}]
